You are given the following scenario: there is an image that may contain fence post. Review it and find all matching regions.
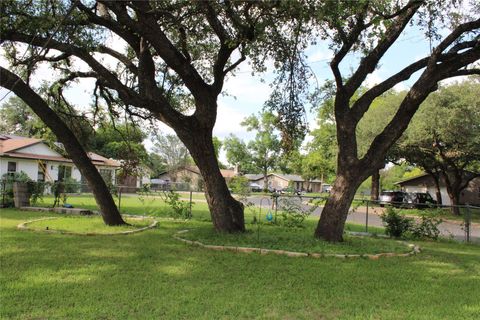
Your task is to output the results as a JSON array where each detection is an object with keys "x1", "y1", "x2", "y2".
[
  {"x1": 189, "y1": 190, "x2": 193, "y2": 219},
  {"x1": 365, "y1": 200, "x2": 369, "y2": 233},
  {"x1": 465, "y1": 204, "x2": 471, "y2": 243},
  {"x1": 118, "y1": 186, "x2": 122, "y2": 213},
  {"x1": 274, "y1": 194, "x2": 278, "y2": 224},
  {"x1": 1, "y1": 180, "x2": 6, "y2": 208}
]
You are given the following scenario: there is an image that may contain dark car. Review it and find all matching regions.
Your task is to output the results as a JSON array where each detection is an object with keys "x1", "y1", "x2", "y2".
[
  {"x1": 378, "y1": 191, "x2": 408, "y2": 207},
  {"x1": 404, "y1": 192, "x2": 437, "y2": 209}
]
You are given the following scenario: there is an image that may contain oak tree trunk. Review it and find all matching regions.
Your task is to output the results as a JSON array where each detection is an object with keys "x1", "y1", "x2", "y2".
[
  {"x1": 314, "y1": 172, "x2": 364, "y2": 242},
  {"x1": 442, "y1": 171, "x2": 463, "y2": 216},
  {"x1": 432, "y1": 174, "x2": 443, "y2": 206},
  {"x1": 180, "y1": 128, "x2": 245, "y2": 232},
  {"x1": 0, "y1": 67, "x2": 126, "y2": 225},
  {"x1": 445, "y1": 185, "x2": 461, "y2": 216},
  {"x1": 370, "y1": 169, "x2": 380, "y2": 201}
]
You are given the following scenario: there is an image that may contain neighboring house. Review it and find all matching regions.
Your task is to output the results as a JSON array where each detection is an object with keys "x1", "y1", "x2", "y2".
[
  {"x1": 117, "y1": 165, "x2": 152, "y2": 193},
  {"x1": 156, "y1": 165, "x2": 236, "y2": 191},
  {"x1": 0, "y1": 134, "x2": 120, "y2": 185},
  {"x1": 395, "y1": 173, "x2": 480, "y2": 206},
  {"x1": 244, "y1": 173, "x2": 323, "y2": 192}
]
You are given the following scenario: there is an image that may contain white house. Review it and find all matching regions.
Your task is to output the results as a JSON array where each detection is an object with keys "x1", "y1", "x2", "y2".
[
  {"x1": 244, "y1": 173, "x2": 324, "y2": 192},
  {"x1": 0, "y1": 134, "x2": 120, "y2": 184},
  {"x1": 395, "y1": 173, "x2": 480, "y2": 206}
]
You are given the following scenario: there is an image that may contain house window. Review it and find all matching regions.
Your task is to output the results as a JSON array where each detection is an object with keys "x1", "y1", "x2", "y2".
[
  {"x1": 58, "y1": 165, "x2": 72, "y2": 181},
  {"x1": 7, "y1": 162, "x2": 17, "y2": 175}
]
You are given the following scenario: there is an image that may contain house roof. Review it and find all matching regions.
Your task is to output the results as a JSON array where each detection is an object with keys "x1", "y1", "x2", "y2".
[
  {"x1": 87, "y1": 152, "x2": 121, "y2": 167},
  {"x1": 220, "y1": 169, "x2": 236, "y2": 178},
  {"x1": 244, "y1": 174, "x2": 264, "y2": 181},
  {"x1": 0, "y1": 134, "x2": 120, "y2": 167},
  {"x1": 162, "y1": 165, "x2": 234, "y2": 179},
  {"x1": 0, "y1": 135, "x2": 43, "y2": 153},
  {"x1": 395, "y1": 171, "x2": 480, "y2": 186},
  {"x1": 394, "y1": 173, "x2": 429, "y2": 185},
  {"x1": 243, "y1": 172, "x2": 322, "y2": 183}
]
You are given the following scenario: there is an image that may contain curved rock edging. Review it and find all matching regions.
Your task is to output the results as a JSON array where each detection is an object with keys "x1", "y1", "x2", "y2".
[
  {"x1": 173, "y1": 229, "x2": 421, "y2": 260},
  {"x1": 17, "y1": 217, "x2": 158, "y2": 236}
]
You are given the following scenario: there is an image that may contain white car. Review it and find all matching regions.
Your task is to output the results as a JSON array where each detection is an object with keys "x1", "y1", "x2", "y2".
[{"x1": 249, "y1": 183, "x2": 262, "y2": 192}]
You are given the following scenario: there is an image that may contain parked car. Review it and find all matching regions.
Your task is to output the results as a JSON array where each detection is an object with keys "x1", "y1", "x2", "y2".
[
  {"x1": 378, "y1": 191, "x2": 408, "y2": 207},
  {"x1": 404, "y1": 192, "x2": 437, "y2": 209},
  {"x1": 249, "y1": 183, "x2": 262, "y2": 192},
  {"x1": 280, "y1": 187, "x2": 304, "y2": 195}
]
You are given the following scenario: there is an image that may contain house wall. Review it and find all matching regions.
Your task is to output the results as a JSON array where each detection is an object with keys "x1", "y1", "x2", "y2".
[
  {"x1": 157, "y1": 169, "x2": 202, "y2": 190},
  {"x1": 401, "y1": 176, "x2": 480, "y2": 206},
  {"x1": 19, "y1": 143, "x2": 61, "y2": 157},
  {"x1": 0, "y1": 158, "x2": 38, "y2": 180},
  {"x1": 461, "y1": 177, "x2": 480, "y2": 206}
]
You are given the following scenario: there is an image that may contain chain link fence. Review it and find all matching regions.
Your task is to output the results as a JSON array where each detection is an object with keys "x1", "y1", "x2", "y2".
[
  {"x1": 2, "y1": 178, "x2": 478, "y2": 243},
  {"x1": 268, "y1": 193, "x2": 479, "y2": 243},
  {"x1": 0, "y1": 178, "x2": 199, "y2": 213}
]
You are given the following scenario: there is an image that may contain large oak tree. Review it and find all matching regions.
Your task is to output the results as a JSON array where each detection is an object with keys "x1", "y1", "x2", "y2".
[
  {"x1": 1, "y1": 0, "x2": 313, "y2": 232},
  {"x1": 304, "y1": 1, "x2": 480, "y2": 241}
]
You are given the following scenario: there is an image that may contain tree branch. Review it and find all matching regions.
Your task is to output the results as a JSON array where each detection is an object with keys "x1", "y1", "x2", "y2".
[{"x1": 344, "y1": 1, "x2": 422, "y2": 96}]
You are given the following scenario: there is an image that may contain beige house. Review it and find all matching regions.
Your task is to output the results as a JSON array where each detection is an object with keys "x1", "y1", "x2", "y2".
[
  {"x1": 157, "y1": 165, "x2": 235, "y2": 191},
  {"x1": 395, "y1": 173, "x2": 480, "y2": 206},
  {"x1": 244, "y1": 173, "x2": 323, "y2": 192}
]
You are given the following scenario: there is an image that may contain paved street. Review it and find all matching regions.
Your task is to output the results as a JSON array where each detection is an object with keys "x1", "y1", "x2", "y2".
[{"x1": 246, "y1": 195, "x2": 480, "y2": 243}]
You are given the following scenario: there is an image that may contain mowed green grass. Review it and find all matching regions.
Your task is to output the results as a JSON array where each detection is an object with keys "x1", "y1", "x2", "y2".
[
  {"x1": 182, "y1": 222, "x2": 410, "y2": 254},
  {"x1": 1, "y1": 204, "x2": 480, "y2": 319},
  {"x1": 27, "y1": 216, "x2": 153, "y2": 234}
]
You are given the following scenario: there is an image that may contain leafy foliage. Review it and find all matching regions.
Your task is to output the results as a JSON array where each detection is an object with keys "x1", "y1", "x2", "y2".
[
  {"x1": 277, "y1": 196, "x2": 317, "y2": 228},
  {"x1": 152, "y1": 133, "x2": 192, "y2": 172},
  {"x1": 0, "y1": 171, "x2": 32, "y2": 207},
  {"x1": 409, "y1": 215, "x2": 443, "y2": 240},
  {"x1": 228, "y1": 176, "x2": 250, "y2": 197},
  {"x1": 380, "y1": 207, "x2": 413, "y2": 238},
  {"x1": 161, "y1": 191, "x2": 192, "y2": 220}
]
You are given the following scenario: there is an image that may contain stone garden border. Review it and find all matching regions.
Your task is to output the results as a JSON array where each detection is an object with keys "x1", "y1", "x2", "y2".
[
  {"x1": 17, "y1": 216, "x2": 158, "y2": 236},
  {"x1": 173, "y1": 229, "x2": 421, "y2": 260}
]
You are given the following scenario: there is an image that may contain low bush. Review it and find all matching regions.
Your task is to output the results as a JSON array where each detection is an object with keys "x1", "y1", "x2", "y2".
[
  {"x1": 380, "y1": 207, "x2": 413, "y2": 238},
  {"x1": 161, "y1": 190, "x2": 192, "y2": 219},
  {"x1": 277, "y1": 196, "x2": 317, "y2": 228},
  {"x1": 381, "y1": 208, "x2": 443, "y2": 240},
  {"x1": 409, "y1": 215, "x2": 443, "y2": 240}
]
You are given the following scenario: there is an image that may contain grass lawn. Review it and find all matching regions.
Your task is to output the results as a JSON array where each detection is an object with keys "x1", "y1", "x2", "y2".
[
  {"x1": 25, "y1": 216, "x2": 154, "y2": 234},
  {"x1": 1, "y1": 200, "x2": 480, "y2": 319},
  {"x1": 181, "y1": 222, "x2": 410, "y2": 254}
]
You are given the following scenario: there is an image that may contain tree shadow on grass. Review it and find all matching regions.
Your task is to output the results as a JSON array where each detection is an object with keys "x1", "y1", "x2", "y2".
[{"x1": 1, "y1": 210, "x2": 480, "y2": 319}]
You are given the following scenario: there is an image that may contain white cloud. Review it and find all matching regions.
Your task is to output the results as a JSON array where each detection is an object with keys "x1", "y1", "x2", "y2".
[
  {"x1": 213, "y1": 102, "x2": 252, "y2": 139},
  {"x1": 393, "y1": 82, "x2": 409, "y2": 92},
  {"x1": 364, "y1": 72, "x2": 383, "y2": 88}
]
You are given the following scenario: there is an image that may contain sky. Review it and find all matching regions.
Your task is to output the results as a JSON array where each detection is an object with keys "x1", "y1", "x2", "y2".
[{"x1": 0, "y1": 8, "x2": 472, "y2": 164}]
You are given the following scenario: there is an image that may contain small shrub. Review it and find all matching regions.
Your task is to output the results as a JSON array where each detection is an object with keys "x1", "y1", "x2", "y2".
[
  {"x1": 63, "y1": 177, "x2": 81, "y2": 193},
  {"x1": 1, "y1": 172, "x2": 32, "y2": 207},
  {"x1": 161, "y1": 190, "x2": 192, "y2": 219},
  {"x1": 277, "y1": 196, "x2": 316, "y2": 228},
  {"x1": 409, "y1": 215, "x2": 442, "y2": 240},
  {"x1": 228, "y1": 176, "x2": 251, "y2": 197},
  {"x1": 28, "y1": 181, "x2": 48, "y2": 205},
  {"x1": 380, "y1": 207, "x2": 413, "y2": 238}
]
